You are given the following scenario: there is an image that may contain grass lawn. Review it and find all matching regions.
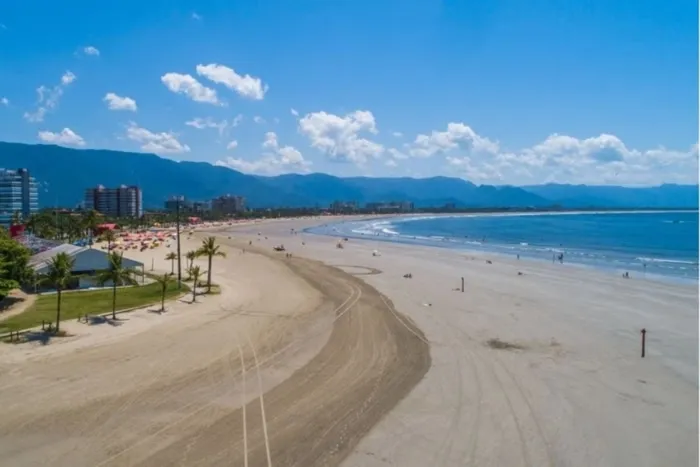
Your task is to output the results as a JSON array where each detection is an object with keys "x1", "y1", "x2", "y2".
[{"x1": 0, "y1": 280, "x2": 189, "y2": 333}]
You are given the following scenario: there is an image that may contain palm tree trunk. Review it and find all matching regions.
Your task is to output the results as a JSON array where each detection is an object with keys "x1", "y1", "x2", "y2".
[
  {"x1": 112, "y1": 282, "x2": 117, "y2": 319},
  {"x1": 55, "y1": 289, "x2": 62, "y2": 332},
  {"x1": 207, "y1": 255, "x2": 212, "y2": 293},
  {"x1": 161, "y1": 285, "x2": 166, "y2": 311},
  {"x1": 192, "y1": 283, "x2": 197, "y2": 303},
  {"x1": 171, "y1": 259, "x2": 174, "y2": 274}
]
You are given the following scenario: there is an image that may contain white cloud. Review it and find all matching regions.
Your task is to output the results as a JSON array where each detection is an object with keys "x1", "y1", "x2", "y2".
[
  {"x1": 298, "y1": 110, "x2": 384, "y2": 164},
  {"x1": 392, "y1": 131, "x2": 403, "y2": 138},
  {"x1": 388, "y1": 148, "x2": 409, "y2": 160},
  {"x1": 231, "y1": 114, "x2": 243, "y2": 127},
  {"x1": 61, "y1": 71, "x2": 76, "y2": 85},
  {"x1": 24, "y1": 71, "x2": 76, "y2": 123},
  {"x1": 196, "y1": 63, "x2": 267, "y2": 100},
  {"x1": 446, "y1": 155, "x2": 503, "y2": 182},
  {"x1": 262, "y1": 131, "x2": 278, "y2": 149},
  {"x1": 126, "y1": 122, "x2": 190, "y2": 154},
  {"x1": 226, "y1": 140, "x2": 238, "y2": 150},
  {"x1": 103, "y1": 92, "x2": 137, "y2": 111},
  {"x1": 185, "y1": 117, "x2": 228, "y2": 135},
  {"x1": 290, "y1": 108, "x2": 299, "y2": 117},
  {"x1": 253, "y1": 115, "x2": 265, "y2": 124},
  {"x1": 161, "y1": 72, "x2": 220, "y2": 105},
  {"x1": 385, "y1": 159, "x2": 398, "y2": 167},
  {"x1": 192, "y1": 12, "x2": 202, "y2": 20},
  {"x1": 38, "y1": 128, "x2": 85, "y2": 146},
  {"x1": 216, "y1": 131, "x2": 310, "y2": 175},
  {"x1": 83, "y1": 46, "x2": 100, "y2": 56},
  {"x1": 0, "y1": 97, "x2": 8, "y2": 106},
  {"x1": 411, "y1": 122, "x2": 699, "y2": 185},
  {"x1": 409, "y1": 122, "x2": 499, "y2": 157}
]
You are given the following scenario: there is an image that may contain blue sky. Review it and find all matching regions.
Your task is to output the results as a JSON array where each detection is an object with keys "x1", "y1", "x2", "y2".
[{"x1": 0, "y1": 0, "x2": 697, "y2": 185}]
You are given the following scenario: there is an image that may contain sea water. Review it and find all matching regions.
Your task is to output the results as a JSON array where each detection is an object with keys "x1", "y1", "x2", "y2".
[{"x1": 307, "y1": 211, "x2": 699, "y2": 283}]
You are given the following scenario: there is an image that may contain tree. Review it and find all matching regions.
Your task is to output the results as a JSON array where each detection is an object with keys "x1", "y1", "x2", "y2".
[
  {"x1": 0, "y1": 257, "x2": 20, "y2": 299},
  {"x1": 189, "y1": 266, "x2": 204, "y2": 303},
  {"x1": 101, "y1": 229, "x2": 117, "y2": 251},
  {"x1": 96, "y1": 252, "x2": 139, "y2": 320},
  {"x1": 0, "y1": 233, "x2": 32, "y2": 293},
  {"x1": 37, "y1": 252, "x2": 75, "y2": 332},
  {"x1": 196, "y1": 237, "x2": 226, "y2": 293},
  {"x1": 82, "y1": 209, "x2": 100, "y2": 246},
  {"x1": 153, "y1": 273, "x2": 172, "y2": 312},
  {"x1": 185, "y1": 250, "x2": 197, "y2": 270},
  {"x1": 165, "y1": 252, "x2": 177, "y2": 275}
]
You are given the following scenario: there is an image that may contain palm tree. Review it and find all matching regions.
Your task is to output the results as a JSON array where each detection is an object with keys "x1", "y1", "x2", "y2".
[
  {"x1": 82, "y1": 209, "x2": 100, "y2": 246},
  {"x1": 189, "y1": 266, "x2": 204, "y2": 303},
  {"x1": 96, "y1": 252, "x2": 139, "y2": 320},
  {"x1": 165, "y1": 252, "x2": 178, "y2": 275},
  {"x1": 185, "y1": 250, "x2": 197, "y2": 270},
  {"x1": 101, "y1": 229, "x2": 117, "y2": 251},
  {"x1": 196, "y1": 237, "x2": 226, "y2": 293},
  {"x1": 38, "y1": 252, "x2": 75, "y2": 332},
  {"x1": 153, "y1": 273, "x2": 172, "y2": 312}
]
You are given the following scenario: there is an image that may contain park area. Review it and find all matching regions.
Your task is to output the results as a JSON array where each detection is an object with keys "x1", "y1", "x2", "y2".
[{"x1": 0, "y1": 280, "x2": 186, "y2": 333}]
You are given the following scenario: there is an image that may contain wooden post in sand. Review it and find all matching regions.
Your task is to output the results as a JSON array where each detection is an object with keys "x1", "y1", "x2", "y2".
[
  {"x1": 641, "y1": 328, "x2": 647, "y2": 358},
  {"x1": 461, "y1": 277, "x2": 464, "y2": 292}
]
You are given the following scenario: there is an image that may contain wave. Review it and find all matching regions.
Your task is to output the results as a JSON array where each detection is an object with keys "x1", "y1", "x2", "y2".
[{"x1": 636, "y1": 257, "x2": 699, "y2": 266}]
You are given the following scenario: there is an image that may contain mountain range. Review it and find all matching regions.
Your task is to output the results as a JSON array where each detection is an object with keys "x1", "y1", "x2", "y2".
[{"x1": 1, "y1": 142, "x2": 697, "y2": 209}]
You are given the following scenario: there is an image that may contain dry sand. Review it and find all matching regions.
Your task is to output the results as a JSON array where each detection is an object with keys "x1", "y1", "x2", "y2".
[
  {"x1": 0, "y1": 217, "x2": 696, "y2": 466},
  {"x1": 227, "y1": 218, "x2": 698, "y2": 467},
  {"x1": 0, "y1": 227, "x2": 429, "y2": 466}
]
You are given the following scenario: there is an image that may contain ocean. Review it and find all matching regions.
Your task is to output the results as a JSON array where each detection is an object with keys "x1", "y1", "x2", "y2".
[{"x1": 307, "y1": 211, "x2": 699, "y2": 283}]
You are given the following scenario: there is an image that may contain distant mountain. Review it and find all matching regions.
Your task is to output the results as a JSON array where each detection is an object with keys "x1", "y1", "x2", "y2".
[
  {"x1": 0, "y1": 142, "x2": 697, "y2": 209},
  {"x1": 524, "y1": 183, "x2": 699, "y2": 209}
]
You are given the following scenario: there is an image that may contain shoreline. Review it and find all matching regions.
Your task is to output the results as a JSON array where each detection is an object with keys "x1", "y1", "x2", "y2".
[
  {"x1": 305, "y1": 212, "x2": 698, "y2": 286},
  {"x1": 217, "y1": 217, "x2": 697, "y2": 466}
]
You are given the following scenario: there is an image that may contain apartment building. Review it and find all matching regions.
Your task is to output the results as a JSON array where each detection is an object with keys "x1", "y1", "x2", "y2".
[
  {"x1": 211, "y1": 194, "x2": 246, "y2": 214},
  {"x1": 85, "y1": 185, "x2": 143, "y2": 218},
  {"x1": 0, "y1": 168, "x2": 38, "y2": 226},
  {"x1": 164, "y1": 196, "x2": 211, "y2": 213}
]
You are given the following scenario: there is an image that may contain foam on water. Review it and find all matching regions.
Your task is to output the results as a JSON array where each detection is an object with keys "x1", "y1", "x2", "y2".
[{"x1": 307, "y1": 211, "x2": 699, "y2": 283}]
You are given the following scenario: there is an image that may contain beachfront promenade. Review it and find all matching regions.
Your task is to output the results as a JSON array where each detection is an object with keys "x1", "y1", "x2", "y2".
[{"x1": 0, "y1": 217, "x2": 696, "y2": 466}]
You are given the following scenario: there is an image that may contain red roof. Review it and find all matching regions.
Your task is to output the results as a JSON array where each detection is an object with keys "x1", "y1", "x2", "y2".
[{"x1": 97, "y1": 223, "x2": 118, "y2": 230}]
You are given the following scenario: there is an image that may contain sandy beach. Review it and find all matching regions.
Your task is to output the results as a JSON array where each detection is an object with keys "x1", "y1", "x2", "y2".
[
  {"x1": 227, "y1": 218, "x2": 698, "y2": 467},
  {"x1": 0, "y1": 216, "x2": 696, "y2": 466}
]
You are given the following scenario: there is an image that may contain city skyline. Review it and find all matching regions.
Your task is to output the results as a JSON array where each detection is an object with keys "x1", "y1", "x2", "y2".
[
  {"x1": 0, "y1": 1, "x2": 697, "y2": 186},
  {"x1": 0, "y1": 168, "x2": 38, "y2": 225}
]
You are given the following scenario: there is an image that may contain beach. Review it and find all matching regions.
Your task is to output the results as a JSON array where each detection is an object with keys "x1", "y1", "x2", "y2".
[
  {"x1": 230, "y1": 218, "x2": 699, "y2": 467},
  {"x1": 0, "y1": 216, "x2": 696, "y2": 466}
]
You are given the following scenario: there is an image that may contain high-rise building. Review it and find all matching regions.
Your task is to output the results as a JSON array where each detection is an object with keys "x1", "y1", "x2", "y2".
[
  {"x1": 164, "y1": 197, "x2": 211, "y2": 213},
  {"x1": 0, "y1": 168, "x2": 39, "y2": 226},
  {"x1": 211, "y1": 195, "x2": 246, "y2": 214},
  {"x1": 85, "y1": 185, "x2": 143, "y2": 218}
]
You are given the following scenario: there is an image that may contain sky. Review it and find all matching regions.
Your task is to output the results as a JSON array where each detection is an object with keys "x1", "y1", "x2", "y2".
[{"x1": 0, "y1": 0, "x2": 698, "y2": 186}]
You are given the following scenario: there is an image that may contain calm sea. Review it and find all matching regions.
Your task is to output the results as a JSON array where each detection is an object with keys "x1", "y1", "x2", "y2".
[{"x1": 308, "y1": 211, "x2": 699, "y2": 282}]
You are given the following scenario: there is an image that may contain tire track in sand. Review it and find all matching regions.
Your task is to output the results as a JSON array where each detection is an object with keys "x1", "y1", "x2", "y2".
[
  {"x1": 93, "y1": 278, "x2": 362, "y2": 467},
  {"x1": 133, "y1": 256, "x2": 430, "y2": 467},
  {"x1": 245, "y1": 331, "x2": 273, "y2": 467}
]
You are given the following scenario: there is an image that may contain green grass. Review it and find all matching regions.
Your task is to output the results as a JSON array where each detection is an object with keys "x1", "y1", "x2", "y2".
[{"x1": 0, "y1": 280, "x2": 189, "y2": 333}]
